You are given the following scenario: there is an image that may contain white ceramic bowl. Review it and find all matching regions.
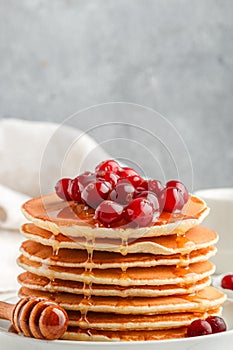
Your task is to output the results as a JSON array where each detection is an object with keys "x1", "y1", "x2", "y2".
[
  {"x1": 194, "y1": 188, "x2": 233, "y2": 273},
  {"x1": 212, "y1": 273, "x2": 233, "y2": 299}
]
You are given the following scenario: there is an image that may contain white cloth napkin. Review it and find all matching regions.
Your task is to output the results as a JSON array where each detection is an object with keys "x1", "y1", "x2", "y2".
[
  {"x1": 0, "y1": 118, "x2": 108, "y2": 197},
  {"x1": 0, "y1": 118, "x2": 109, "y2": 294},
  {"x1": 0, "y1": 118, "x2": 109, "y2": 230},
  {"x1": 0, "y1": 185, "x2": 29, "y2": 230},
  {"x1": 0, "y1": 229, "x2": 23, "y2": 293}
]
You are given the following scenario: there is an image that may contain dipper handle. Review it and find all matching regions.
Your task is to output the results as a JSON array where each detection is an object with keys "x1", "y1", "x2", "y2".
[
  {"x1": 0, "y1": 300, "x2": 14, "y2": 320},
  {"x1": 0, "y1": 297, "x2": 68, "y2": 340}
]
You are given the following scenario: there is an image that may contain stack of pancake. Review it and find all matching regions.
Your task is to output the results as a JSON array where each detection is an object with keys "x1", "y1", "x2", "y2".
[{"x1": 17, "y1": 193, "x2": 226, "y2": 341}]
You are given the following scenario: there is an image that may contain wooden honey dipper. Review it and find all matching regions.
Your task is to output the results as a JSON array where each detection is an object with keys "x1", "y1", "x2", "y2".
[{"x1": 0, "y1": 297, "x2": 68, "y2": 340}]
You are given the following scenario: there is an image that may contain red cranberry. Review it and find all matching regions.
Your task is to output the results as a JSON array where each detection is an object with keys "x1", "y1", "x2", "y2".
[
  {"x1": 187, "y1": 319, "x2": 212, "y2": 337},
  {"x1": 135, "y1": 179, "x2": 164, "y2": 195},
  {"x1": 136, "y1": 191, "x2": 160, "y2": 212},
  {"x1": 159, "y1": 187, "x2": 185, "y2": 212},
  {"x1": 94, "y1": 200, "x2": 124, "y2": 226},
  {"x1": 81, "y1": 181, "x2": 110, "y2": 209},
  {"x1": 55, "y1": 178, "x2": 72, "y2": 200},
  {"x1": 206, "y1": 316, "x2": 227, "y2": 333},
  {"x1": 110, "y1": 181, "x2": 136, "y2": 205},
  {"x1": 119, "y1": 167, "x2": 140, "y2": 178},
  {"x1": 77, "y1": 171, "x2": 96, "y2": 189},
  {"x1": 95, "y1": 159, "x2": 121, "y2": 174},
  {"x1": 148, "y1": 179, "x2": 164, "y2": 196},
  {"x1": 166, "y1": 180, "x2": 189, "y2": 203},
  {"x1": 126, "y1": 175, "x2": 143, "y2": 188},
  {"x1": 124, "y1": 198, "x2": 154, "y2": 227},
  {"x1": 68, "y1": 178, "x2": 83, "y2": 202},
  {"x1": 221, "y1": 274, "x2": 233, "y2": 290},
  {"x1": 135, "y1": 180, "x2": 149, "y2": 192},
  {"x1": 96, "y1": 171, "x2": 119, "y2": 188}
]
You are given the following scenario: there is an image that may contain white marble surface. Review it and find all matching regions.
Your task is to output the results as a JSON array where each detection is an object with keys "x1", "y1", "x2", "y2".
[{"x1": 0, "y1": 0, "x2": 233, "y2": 190}]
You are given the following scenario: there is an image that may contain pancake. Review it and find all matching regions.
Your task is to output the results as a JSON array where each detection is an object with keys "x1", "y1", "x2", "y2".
[
  {"x1": 17, "y1": 255, "x2": 216, "y2": 287},
  {"x1": 19, "y1": 286, "x2": 226, "y2": 314},
  {"x1": 20, "y1": 240, "x2": 217, "y2": 269},
  {"x1": 18, "y1": 272, "x2": 212, "y2": 297},
  {"x1": 67, "y1": 308, "x2": 221, "y2": 330},
  {"x1": 21, "y1": 223, "x2": 218, "y2": 255},
  {"x1": 21, "y1": 193, "x2": 209, "y2": 240},
  {"x1": 63, "y1": 327, "x2": 188, "y2": 341}
]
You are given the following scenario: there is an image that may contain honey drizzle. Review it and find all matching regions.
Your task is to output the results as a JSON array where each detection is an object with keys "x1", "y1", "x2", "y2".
[
  {"x1": 44, "y1": 235, "x2": 61, "y2": 283},
  {"x1": 175, "y1": 232, "x2": 192, "y2": 268},
  {"x1": 51, "y1": 234, "x2": 60, "y2": 258},
  {"x1": 120, "y1": 236, "x2": 128, "y2": 256},
  {"x1": 38, "y1": 235, "x2": 59, "y2": 286},
  {"x1": 120, "y1": 266, "x2": 128, "y2": 280},
  {"x1": 182, "y1": 292, "x2": 209, "y2": 310},
  {"x1": 173, "y1": 231, "x2": 197, "y2": 291},
  {"x1": 78, "y1": 235, "x2": 95, "y2": 333},
  {"x1": 119, "y1": 236, "x2": 129, "y2": 280},
  {"x1": 45, "y1": 230, "x2": 95, "y2": 335}
]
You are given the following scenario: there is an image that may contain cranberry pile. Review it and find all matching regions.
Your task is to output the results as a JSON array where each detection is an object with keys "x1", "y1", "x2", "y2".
[
  {"x1": 55, "y1": 160, "x2": 189, "y2": 228},
  {"x1": 187, "y1": 316, "x2": 227, "y2": 337}
]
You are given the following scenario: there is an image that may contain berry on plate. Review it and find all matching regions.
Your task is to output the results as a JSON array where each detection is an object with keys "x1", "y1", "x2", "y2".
[
  {"x1": 187, "y1": 319, "x2": 212, "y2": 337},
  {"x1": 205, "y1": 316, "x2": 227, "y2": 334},
  {"x1": 187, "y1": 316, "x2": 227, "y2": 337},
  {"x1": 221, "y1": 274, "x2": 233, "y2": 290}
]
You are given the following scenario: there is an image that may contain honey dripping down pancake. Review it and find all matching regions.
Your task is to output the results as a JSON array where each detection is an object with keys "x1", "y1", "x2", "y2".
[
  {"x1": 18, "y1": 272, "x2": 212, "y2": 297},
  {"x1": 19, "y1": 286, "x2": 226, "y2": 314},
  {"x1": 17, "y1": 256, "x2": 216, "y2": 286},
  {"x1": 21, "y1": 223, "x2": 218, "y2": 256},
  {"x1": 18, "y1": 161, "x2": 226, "y2": 341},
  {"x1": 66, "y1": 308, "x2": 222, "y2": 330},
  {"x1": 20, "y1": 240, "x2": 217, "y2": 268}
]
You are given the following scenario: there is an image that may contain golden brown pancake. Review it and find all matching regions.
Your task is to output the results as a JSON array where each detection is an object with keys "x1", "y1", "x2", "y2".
[
  {"x1": 62, "y1": 327, "x2": 188, "y2": 341},
  {"x1": 20, "y1": 239, "x2": 217, "y2": 269},
  {"x1": 18, "y1": 272, "x2": 212, "y2": 297},
  {"x1": 67, "y1": 308, "x2": 221, "y2": 330},
  {"x1": 21, "y1": 223, "x2": 218, "y2": 255},
  {"x1": 19, "y1": 286, "x2": 226, "y2": 314},
  {"x1": 17, "y1": 255, "x2": 215, "y2": 286},
  {"x1": 21, "y1": 193, "x2": 209, "y2": 239}
]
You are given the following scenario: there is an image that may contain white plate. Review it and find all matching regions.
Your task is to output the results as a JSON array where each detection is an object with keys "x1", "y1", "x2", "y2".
[{"x1": 0, "y1": 298, "x2": 233, "y2": 350}]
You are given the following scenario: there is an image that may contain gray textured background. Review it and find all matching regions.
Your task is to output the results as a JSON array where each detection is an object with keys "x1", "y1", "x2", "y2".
[{"x1": 0, "y1": 0, "x2": 233, "y2": 190}]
